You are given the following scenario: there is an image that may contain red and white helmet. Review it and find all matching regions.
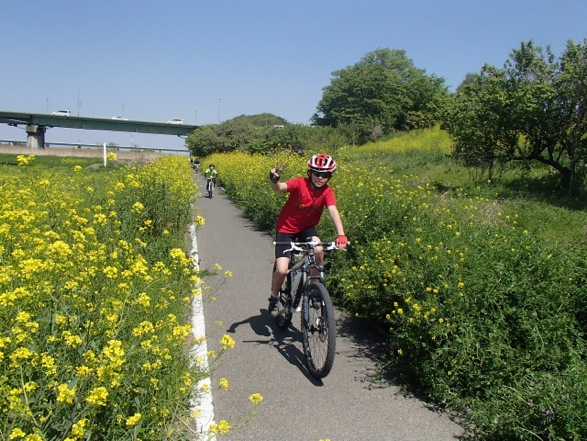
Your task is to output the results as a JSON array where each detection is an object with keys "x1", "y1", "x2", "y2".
[{"x1": 307, "y1": 154, "x2": 337, "y2": 173}]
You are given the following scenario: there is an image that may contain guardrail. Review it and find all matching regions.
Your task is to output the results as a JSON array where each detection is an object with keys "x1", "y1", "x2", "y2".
[{"x1": 0, "y1": 139, "x2": 189, "y2": 155}]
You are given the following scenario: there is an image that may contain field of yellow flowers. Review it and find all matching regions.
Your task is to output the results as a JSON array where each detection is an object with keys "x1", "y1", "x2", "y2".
[
  {"x1": 206, "y1": 128, "x2": 587, "y2": 441},
  {"x1": 0, "y1": 154, "x2": 216, "y2": 440}
]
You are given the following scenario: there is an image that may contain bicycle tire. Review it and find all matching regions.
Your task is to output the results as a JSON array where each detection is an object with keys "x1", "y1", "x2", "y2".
[
  {"x1": 301, "y1": 282, "x2": 336, "y2": 378},
  {"x1": 207, "y1": 180, "x2": 213, "y2": 198}
]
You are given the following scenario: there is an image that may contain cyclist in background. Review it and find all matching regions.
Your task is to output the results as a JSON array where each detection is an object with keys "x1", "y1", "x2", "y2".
[
  {"x1": 204, "y1": 163, "x2": 218, "y2": 197},
  {"x1": 267, "y1": 154, "x2": 348, "y2": 316}
]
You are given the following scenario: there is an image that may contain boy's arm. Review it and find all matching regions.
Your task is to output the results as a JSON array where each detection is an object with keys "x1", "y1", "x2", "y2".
[
  {"x1": 269, "y1": 168, "x2": 288, "y2": 192},
  {"x1": 327, "y1": 205, "x2": 348, "y2": 249}
]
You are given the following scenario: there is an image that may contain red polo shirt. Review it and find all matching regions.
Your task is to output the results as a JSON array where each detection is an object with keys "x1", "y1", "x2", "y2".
[{"x1": 275, "y1": 177, "x2": 336, "y2": 234}]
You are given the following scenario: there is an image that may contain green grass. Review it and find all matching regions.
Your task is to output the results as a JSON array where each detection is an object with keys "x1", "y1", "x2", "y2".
[
  {"x1": 340, "y1": 128, "x2": 586, "y2": 249},
  {"x1": 0, "y1": 153, "x2": 102, "y2": 167}
]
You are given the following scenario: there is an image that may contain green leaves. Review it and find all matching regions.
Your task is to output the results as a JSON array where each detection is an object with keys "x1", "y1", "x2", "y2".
[
  {"x1": 442, "y1": 39, "x2": 587, "y2": 195},
  {"x1": 312, "y1": 48, "x2": 448, "y2": 143}
]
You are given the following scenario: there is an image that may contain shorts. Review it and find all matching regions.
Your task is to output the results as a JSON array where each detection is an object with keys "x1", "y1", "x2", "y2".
[{"x1": 274, "y1": 227, "x2": 318, "y2": 259}]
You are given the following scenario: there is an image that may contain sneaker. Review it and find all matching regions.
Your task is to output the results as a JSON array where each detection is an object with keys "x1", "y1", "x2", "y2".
[{"x1": 268, "y1": 296, "x2": 280, "y2": 316}]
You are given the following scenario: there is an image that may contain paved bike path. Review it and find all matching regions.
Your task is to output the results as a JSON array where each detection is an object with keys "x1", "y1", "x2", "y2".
[{"x1": 194, "y1": 177, "x2": 463, "y2": 441}]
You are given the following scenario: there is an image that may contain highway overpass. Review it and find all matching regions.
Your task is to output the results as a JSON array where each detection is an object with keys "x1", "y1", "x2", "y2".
[{"x1": 0, "y1": 111, "x2": 197, "y2": 148}]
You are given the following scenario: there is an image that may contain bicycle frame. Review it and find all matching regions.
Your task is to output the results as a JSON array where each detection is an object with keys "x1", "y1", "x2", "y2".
[
  {"x1": 205, "y1": 177, "x2": 215, "y2": 198},
  {"x1": 275, "y1": 240, "x2": 337, "y2": 313},
  {"x1": 288, "y1": 244, "x2": 325, "y2": 311}
]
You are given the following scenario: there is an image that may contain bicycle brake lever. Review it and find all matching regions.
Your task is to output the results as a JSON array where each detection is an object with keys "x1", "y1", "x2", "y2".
[
  {"x1": 283, "y1": 242, "x2": 303, "y2": 254},
  {"x1": 327, "y1": 241, "x2": 351, "y2": 251}
]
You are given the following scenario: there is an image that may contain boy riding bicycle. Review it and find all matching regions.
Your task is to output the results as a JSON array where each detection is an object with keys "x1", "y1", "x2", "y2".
[
  {"x1": 268, "y1": 154, "x2": 348, "y2": 316},
  {"x1": 204, "y1": 164, "x2": 218, "y2": 197}
]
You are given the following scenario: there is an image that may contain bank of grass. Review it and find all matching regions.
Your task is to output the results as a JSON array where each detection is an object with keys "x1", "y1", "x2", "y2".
[
  {"x1": 208, "y1": 127, "x2": 587, "y2": 440},
  {"x1": 0, "y1": 154, "x2": 235, "y2": 440},
  {"x1": 0, "y1": 146, "x2": 166, "y2": 168}
]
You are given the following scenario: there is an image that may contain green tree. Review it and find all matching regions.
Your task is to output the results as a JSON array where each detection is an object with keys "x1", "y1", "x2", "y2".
[
  {"x1": 232, "y1": 113, "x2": 287, "y2": 128},
  {"x1": 187, "y1": 114, "x2": 351, "y2": 157},
  {"x1": 186, "y1": 119, "x2": 258, "y2": 157},
  {"x1": 442, "y1": 39, "x2": 587, "y2": 195},
  {"x1": 312, "y1": 48, "x2": 447, "y2": 143}
]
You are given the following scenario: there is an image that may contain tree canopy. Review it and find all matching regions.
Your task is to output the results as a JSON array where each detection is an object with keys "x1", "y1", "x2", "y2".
[
  {"x1": 186, "y1": 114, "x2": 349, "y2": 157},
  {"x1": 442, "y1": 39, "x2": 587, "y2": 195},
  {"x1": 311, "y1": 48, "x2": 448, "y2": 143}
]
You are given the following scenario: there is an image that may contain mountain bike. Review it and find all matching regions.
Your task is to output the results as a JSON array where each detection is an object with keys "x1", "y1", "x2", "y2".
[
  {"x1": 205, "y1": 177, "x2": 215, "y2": 198},
  {"x1": 273, "y1": 240, "x2": 338, "y2": 379}
]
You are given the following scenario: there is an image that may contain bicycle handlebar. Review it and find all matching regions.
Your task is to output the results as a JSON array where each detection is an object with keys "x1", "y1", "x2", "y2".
[{"x1": 272, "y1": 240, "x2": 347, "y2": 253}]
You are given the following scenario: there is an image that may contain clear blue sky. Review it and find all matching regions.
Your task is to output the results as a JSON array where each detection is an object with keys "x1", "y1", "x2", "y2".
[{"x1": 2, "y1": 0, "x2": 585, "y2": 150}]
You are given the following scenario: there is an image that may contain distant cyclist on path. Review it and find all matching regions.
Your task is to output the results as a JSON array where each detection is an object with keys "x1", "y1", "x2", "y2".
[
  {"x1": 204, "y1": 163, "x2": 218, "y2": 198},
  {"x1": 267, "y1": 154, "x2": 348, "y2": 316}
]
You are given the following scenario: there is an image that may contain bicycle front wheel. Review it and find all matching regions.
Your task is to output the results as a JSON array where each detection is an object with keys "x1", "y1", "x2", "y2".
[{"x1": 301, "y1": 282, "x2": 336, "y2": 378}]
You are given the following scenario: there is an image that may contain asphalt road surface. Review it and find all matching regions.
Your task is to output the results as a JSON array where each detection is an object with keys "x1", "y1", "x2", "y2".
[{"x1": 194, "y1": 175, "x2": 464, "y2": 441}]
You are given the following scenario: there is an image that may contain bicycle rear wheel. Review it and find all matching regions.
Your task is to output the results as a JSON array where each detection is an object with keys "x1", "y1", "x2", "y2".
[{"x1": 301, "y1": 282, "x2": 336, "y2": 378}]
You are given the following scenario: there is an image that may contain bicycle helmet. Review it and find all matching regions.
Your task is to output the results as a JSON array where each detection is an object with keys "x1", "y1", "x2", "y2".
[{"x1": 307, "y1": 154, "x2": 337, "y2": 173}]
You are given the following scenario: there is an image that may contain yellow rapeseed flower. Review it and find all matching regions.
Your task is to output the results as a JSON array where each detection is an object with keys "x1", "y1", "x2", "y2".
[
  {"x1": 219, "y1": 378, "x2": 229, "y2": 390},
  {"x1": 56, "y1": 383, "x2": 76, "y2": 404},
  {"x1": 249, "y1": 393, "x2": 264, "y2": 405},
  {"x1": 86, "y1": 386, "x2": 108, "y2": 406},
  {"x1": 9, "y1": 428, "x2": 26, "y2": 439},
  {"x1": 220, "y1": 334, "x2": 235, "y2": 350},
  {"x1": 71, "y1": 419, "x2": 88, "y2": 437},
  {"x1": 131, "y1": 202, "x2": 144, "y2": 213},
  {"x1": 210, "y1": 420, "x2": 230, "y2": 434},
  {"x1": 125, "y1": 412, "x2": 142, "y2": 427}
]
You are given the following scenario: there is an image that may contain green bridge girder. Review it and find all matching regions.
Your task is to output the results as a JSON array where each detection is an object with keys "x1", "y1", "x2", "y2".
[{"x1": 0, "y1": 110, "x2": 197, "y2": 147}]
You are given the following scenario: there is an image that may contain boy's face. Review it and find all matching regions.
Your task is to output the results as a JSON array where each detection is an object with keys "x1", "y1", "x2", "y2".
[{"x1": 310, "y1": 170, "x2": 331, "y2": 187}]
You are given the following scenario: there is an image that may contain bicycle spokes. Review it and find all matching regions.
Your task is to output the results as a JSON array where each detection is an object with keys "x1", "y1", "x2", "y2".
[{"x1": 301, "y1": 283, "x2": 336, "y2": 378}]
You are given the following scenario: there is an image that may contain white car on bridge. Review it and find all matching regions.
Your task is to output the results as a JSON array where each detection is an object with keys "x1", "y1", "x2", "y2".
[
  {"x1": 167, "y1": 118, "x2": 184, "y2": 124},
  {"x1": 52, "y1": 110, "x2": 71, "y2": 116}
]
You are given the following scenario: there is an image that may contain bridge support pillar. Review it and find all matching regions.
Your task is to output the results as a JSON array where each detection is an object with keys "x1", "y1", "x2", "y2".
[{"x1": 25, "y1": 124, "x2": 46, "y2": 148}]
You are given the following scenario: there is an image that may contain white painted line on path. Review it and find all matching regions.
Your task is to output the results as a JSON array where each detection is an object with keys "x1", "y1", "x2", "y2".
[{"x1": 188, "y1": 223, "x2": 216, "y2": 440}]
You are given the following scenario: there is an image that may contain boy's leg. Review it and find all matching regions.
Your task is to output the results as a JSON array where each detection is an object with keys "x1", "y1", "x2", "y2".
[
  {"x1": 310, "y1": 235, "x2": 324, "y2": 279},
  {"x1": 271, "y1": 256, "x2": 290, "y2": 296},
  {"x1": 269, "y1": 232, "x2": 294, "y2": 315}
]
